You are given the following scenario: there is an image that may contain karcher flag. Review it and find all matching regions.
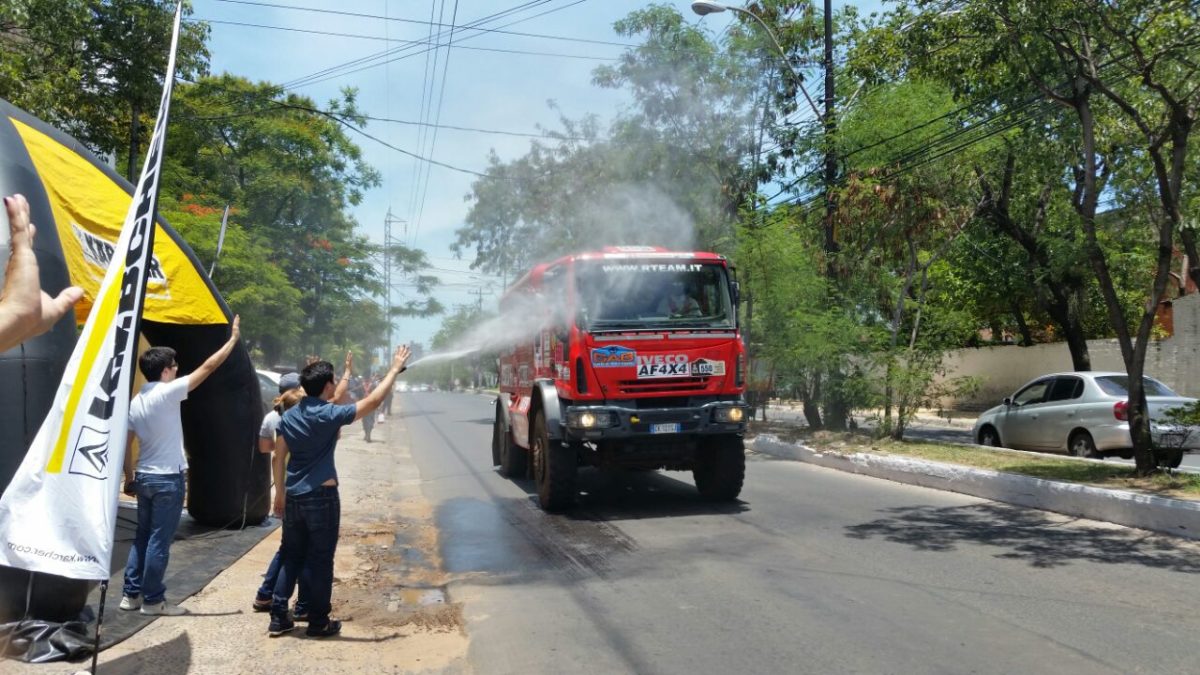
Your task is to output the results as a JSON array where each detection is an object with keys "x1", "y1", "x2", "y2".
[{"x1": 0, "y1": 5, "x2": 183, "y2": 580}]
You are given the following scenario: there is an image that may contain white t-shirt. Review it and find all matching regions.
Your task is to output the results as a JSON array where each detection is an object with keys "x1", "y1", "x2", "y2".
[
  {"x1": 259, "y1": 409, "x2": 281, "y2": 440},
  {"x1": 128, "y1": 376, "x2": 191, "y2": 474}
]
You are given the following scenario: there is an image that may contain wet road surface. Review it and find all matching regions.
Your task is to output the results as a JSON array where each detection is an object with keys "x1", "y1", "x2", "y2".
[{"x1": 399, "y1": 391, "x2": 1200, "y2": 674}]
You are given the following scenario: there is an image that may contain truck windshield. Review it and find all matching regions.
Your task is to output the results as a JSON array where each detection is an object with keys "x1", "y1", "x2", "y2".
[{"x1": 575, "y1": 260, "x2": 735, "y2": 330}]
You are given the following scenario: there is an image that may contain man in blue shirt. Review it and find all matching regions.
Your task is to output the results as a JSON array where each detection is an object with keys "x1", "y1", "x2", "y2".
[{"x1": 268, "y1": 344, "x2": 411, "y2": 637}]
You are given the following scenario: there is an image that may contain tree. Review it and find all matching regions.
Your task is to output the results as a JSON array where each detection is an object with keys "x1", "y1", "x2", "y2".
[
  {"x1": 456, "y1": 5, "x2": 765, "y2": 275},
  {"x1": 0, "y1": 0, "x2": 210, "y2": 171},
  {"x1": 874, "y1": 0, "x2": 1200, "y2": 473}
]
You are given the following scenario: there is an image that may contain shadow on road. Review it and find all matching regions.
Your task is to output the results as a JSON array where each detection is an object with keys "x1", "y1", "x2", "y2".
[{"x1": 845, "y1": 502, "x2": 1200, "y2": 572}]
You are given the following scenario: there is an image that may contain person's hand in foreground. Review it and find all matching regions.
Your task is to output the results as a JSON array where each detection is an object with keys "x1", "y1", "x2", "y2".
[{"x1": 0, "y1": 194, "x2": 83, "y2": 351}]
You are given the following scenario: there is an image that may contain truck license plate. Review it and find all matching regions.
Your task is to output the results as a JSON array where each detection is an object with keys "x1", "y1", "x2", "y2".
[{"x1": 650, "y1": 423, "x2": 681, "y2": 434}]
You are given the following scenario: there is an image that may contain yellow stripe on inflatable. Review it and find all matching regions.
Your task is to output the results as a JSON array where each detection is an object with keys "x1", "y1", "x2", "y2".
[{"x1": 10, "y1": 117, "x2": 225, "y2": 325}]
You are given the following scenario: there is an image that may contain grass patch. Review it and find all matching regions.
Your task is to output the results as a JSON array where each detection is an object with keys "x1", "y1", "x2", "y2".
[{"x1": 749, "y1": 423, "x2": 1200, "y2": 500}]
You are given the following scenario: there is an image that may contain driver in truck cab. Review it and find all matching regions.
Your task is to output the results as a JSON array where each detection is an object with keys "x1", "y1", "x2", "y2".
[{"x1": 657, "y1": 279, "x2": 702, "y2": 318}]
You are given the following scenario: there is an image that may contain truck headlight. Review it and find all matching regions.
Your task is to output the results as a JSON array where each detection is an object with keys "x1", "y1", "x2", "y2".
[
  {"x1": 566, "y1": 410, "x2": 615, "y2": 429},
  {"x1": 714, "y1": 406, "x2": 746, "y2": 423}
]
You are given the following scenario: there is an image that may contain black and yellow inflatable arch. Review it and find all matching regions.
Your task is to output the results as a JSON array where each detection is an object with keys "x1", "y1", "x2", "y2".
[{"x1": 0, "y1": 98, "x2": 268, "y2": 620}]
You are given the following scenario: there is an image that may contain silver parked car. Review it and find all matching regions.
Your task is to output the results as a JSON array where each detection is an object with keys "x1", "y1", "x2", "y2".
[{"x1": 972, "y1": 371, "x2": 1200, "y2": 464}]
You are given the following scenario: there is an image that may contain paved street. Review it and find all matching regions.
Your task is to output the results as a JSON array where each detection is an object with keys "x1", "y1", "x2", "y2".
[{"x1": 401, "y1": 391, "x2": 1200, "y2": 675}]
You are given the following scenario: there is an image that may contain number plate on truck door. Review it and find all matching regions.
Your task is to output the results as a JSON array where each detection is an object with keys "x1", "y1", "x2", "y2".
[{"x1": 650, "y1": 423, "x2": 682, "y2": 434}]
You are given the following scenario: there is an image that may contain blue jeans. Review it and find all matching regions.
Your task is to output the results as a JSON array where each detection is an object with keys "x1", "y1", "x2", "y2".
[
  {"x1": 123, "y1": 472, "x2": 185, "y2": 605},
  {"x1": 257, "y1": 546, "x2": 309, "y2": 614},
  {"x1": 272, "y1": 486, "x2": 339, "y2": 627}
]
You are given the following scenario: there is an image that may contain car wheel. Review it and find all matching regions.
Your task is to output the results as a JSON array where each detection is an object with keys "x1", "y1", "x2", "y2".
[
  {"x1": 977, "y1": 426, "x2": 1002, "y2": 448},
  {"x1": 1069, "y1": 431, "x2": 1101, "y2": 459}
]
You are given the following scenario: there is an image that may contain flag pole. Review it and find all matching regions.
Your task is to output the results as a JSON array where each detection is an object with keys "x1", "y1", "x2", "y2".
[{"x1": 88, "y1": 580, "x2": 108, "y2": 674}]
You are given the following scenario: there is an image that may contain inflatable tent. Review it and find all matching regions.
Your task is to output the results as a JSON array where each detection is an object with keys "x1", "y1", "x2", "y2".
[{"x1": 0, "y1": 98, "x2": 267, "y2": 621}]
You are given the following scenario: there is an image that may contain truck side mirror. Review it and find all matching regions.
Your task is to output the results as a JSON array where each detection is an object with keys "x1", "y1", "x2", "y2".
[{"x1": 730, "y1": 281, "x2": 741, "y2": 305}]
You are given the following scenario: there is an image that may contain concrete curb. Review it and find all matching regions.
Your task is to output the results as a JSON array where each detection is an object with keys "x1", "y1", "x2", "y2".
[{"x1": 751, "y1": 434, "x2": 1200, "y2": 541}]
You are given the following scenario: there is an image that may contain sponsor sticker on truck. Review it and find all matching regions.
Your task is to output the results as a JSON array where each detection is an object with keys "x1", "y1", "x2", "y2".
[
  {"x1": 592, "y1": 345, "x2": 636, "y2": 368},
  {"x1": 690, "y1": 358, "x2": 725, "y2": 376},
  {"x1": 636, "y1": 354, "x2": 690, "y2": 378}
]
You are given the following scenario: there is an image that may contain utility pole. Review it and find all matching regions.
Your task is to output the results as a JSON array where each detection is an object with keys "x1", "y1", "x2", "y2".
[
  {"x1": 383, "y1": 210, "x2": 407, "y2": 358},
  {"x1": 822, "y1": 0, "x2": 837, "y2": 278}
]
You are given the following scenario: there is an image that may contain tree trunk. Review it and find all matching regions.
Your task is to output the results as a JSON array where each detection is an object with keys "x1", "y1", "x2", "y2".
[
  {"x1": 1009, "y1": 300, "x2": 1032, "y2": 346},
  {"x1": 803, "y1": 374, "x2": 823, "y2": 429}
]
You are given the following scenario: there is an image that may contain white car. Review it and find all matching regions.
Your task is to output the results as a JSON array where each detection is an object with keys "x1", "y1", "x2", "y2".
[{"x1": 972, "y1": 371, "x2": 1199, "y2": 466}]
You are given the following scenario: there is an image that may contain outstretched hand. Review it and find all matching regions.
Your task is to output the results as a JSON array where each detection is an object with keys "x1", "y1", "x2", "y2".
[
  {"x1": 0, "y1": 194, "x2": 83, "y2": 351},
  {"x1": 229, "y1": 314, "x2": 240, "y2": 341},
  {"x1": 344, "y1": 350, "x2": 353, "y2": 372},
  {"x1": 391, "y1": 344, "x2": 411, "y2": 374}
]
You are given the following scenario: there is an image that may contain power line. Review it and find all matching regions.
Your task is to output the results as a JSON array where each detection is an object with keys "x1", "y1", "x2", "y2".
[
  {"x1": 210, "y1": 0, "x2": 631, "y2": 49},
  {"x1": 193, "y1": 18, "x2": 616, "y2": 61},
  {"x1": 283, "y1": 0, "x2": 590, "y2": 91}
]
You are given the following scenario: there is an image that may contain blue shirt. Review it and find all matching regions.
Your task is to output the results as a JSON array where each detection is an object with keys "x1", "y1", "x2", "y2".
[{"x1": 279, "y1": 396, "x2": 356, "y2": 496}]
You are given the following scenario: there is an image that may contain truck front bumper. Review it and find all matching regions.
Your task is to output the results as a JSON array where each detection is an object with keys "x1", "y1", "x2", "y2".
[{"x1": 561, "y1": 402, "x2": 748, "y2": 443}]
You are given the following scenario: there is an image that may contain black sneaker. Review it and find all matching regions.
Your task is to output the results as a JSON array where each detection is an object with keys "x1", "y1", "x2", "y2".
[
  {"x1": 305, "y1": 620, "x2": 342, "y2": 638},
  {"x1": 268, "y1": 615, "x2": 296, "y2": 637},
  {"x1": 292, "y1": 607, "x2": 309, "y2": 622},
  {"x1": 252, "y1": 596, "x2": 271, "y2": 613}
]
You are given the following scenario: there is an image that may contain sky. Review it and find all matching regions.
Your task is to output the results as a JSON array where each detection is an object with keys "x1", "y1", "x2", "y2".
[{"x1": 198, "y1": 0, "x2": 882, "y2": 354}]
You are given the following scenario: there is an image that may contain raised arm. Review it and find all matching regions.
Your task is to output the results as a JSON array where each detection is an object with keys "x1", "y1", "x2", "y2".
[
  {"x1": 187, "y1": 315, "x2": 241, "y2": 391},
  {"x1": 0, "y1": 194, "x2": 83, "y2": 351},
  {"x1": 272, "y1": 434, "x2": 288, "y2": 518},
  {"x1": 353, "y1": 344, "x2": 411, "y2": 422},
  {"x1": 330, "y1": 350, "x2": 353, "y2": 403}
]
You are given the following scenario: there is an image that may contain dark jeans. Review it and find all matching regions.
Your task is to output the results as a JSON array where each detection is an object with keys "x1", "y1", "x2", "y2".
[
  {"x1": 271, "y1": 486, "x2": 339, "y2": 627},
  {"x1": 122, "y1": 472, "x2": 185, "y2": 605},
  {"x1": 257, "y1": 546, "x2": 309, "y2": 614}
]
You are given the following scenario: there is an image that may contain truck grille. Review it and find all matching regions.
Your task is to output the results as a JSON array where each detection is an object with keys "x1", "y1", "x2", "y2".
[{"x1": 617, "y1": 377, "x2": 710, "y2": 395}]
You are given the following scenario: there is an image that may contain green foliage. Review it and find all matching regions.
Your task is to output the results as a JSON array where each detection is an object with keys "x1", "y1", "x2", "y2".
[
  {"x1": 454, "y1": 4, "x2": 764, "y2": 276},
  {"x1": 0, "y1": 0, "x2": 210, "y2": 169}
]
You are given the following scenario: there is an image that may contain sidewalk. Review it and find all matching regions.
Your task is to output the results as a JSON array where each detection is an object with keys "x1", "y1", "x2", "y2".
[{"x1": 5, "y1": 412, "x2": 469, "y2": 674}]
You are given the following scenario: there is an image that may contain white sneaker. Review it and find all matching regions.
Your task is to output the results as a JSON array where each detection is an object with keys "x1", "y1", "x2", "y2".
[
  {"x1": 119, "y1": 596, "x2": 141, "y2": 611},
  {"x1": 140, "y1": 601, "x2": 187, "y2": 616}
]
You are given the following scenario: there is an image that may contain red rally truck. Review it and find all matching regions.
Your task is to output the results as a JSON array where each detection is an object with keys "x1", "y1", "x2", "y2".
[{"x1": 492, "y1": 247, "x2": 749, "y2": 511}]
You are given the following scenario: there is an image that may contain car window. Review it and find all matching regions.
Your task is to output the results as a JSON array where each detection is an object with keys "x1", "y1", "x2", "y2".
[
  {"x1": 1013, "y1": 379, "x2": 1051, "y2": 405},
  {"x1": 257, "y1": 373, "x2": 277, "y2": 414},
  {"x1": 1047, "y1": 376, "x2": 1083, "y2": 402},
  {"x1": 1094, "y1": 376, "x2": 1179, "y2": 397}
]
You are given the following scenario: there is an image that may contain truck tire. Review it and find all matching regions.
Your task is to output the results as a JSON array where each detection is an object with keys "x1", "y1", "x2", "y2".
[
  {"x1": 496, "y1": 404, "x2": 526, "y2": 478},
  {"x1": 1157, "y1": 446, "x2": 1185, "y2": 469},
  {"x1": 491, "y1": 401, "x2": 504, "y2": 466},
  {"x1": 693, "y1": 435, "x2": 745, "y2": 501},
  {"x1": 532, "y1": 410, "x2": 576, "y2": 511}
]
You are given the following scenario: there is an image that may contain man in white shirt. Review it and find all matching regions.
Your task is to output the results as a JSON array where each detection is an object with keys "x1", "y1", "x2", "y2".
[{"x1": 119, "y1": 316, "x2": 241, "y2": 616}]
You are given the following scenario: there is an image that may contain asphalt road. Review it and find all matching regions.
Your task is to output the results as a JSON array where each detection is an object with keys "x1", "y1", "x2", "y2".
[
  {"x1": 399, "y1": 391, "x2": 1200, "y2": 675},
  {"x1": 762, "y1": 405, "x2": 1200, "y2": 472}
]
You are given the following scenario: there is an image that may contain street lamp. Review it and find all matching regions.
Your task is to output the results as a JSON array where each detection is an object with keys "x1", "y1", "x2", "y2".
[
  {"x1": 693, "y1": 0, "x2": 838, "y2": 277},
  {"x1": 690, "y1": 1, "x2": 820, "y2": 119}
]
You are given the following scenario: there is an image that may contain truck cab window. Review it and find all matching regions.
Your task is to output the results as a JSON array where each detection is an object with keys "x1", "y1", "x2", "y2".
[{"x1": 575, "y1": 261, "x2": 735, "y2": 330}]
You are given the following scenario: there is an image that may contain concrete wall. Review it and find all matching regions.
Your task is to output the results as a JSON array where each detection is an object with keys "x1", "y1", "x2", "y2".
[{"x1": 940, "y1": 292, "x2": 1200, "y2": 410}]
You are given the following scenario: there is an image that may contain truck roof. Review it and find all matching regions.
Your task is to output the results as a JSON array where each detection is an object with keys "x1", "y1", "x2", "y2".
[{"x1": 503, "y1": 248, "x2": 730, "y2": 299}]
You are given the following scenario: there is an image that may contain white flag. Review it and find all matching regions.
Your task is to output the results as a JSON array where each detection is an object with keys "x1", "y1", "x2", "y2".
[{"x1": 0, "y1": 5, "x2": 184, "y2": 580}]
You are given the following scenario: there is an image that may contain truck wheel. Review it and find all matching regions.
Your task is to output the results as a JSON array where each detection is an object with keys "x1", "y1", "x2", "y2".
[
  {"x1": 491, "y1": 401, "x2": 504, "y2": 466},
  {"x1": 496, "y1": 403, "x2": 526, "y2": 478},
  {"x1": 532, "y1": 410, "x2": 576, "y2": 511},
  {"x1": 693, "y1": 435, "x2": 745, "y2": 501}
]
